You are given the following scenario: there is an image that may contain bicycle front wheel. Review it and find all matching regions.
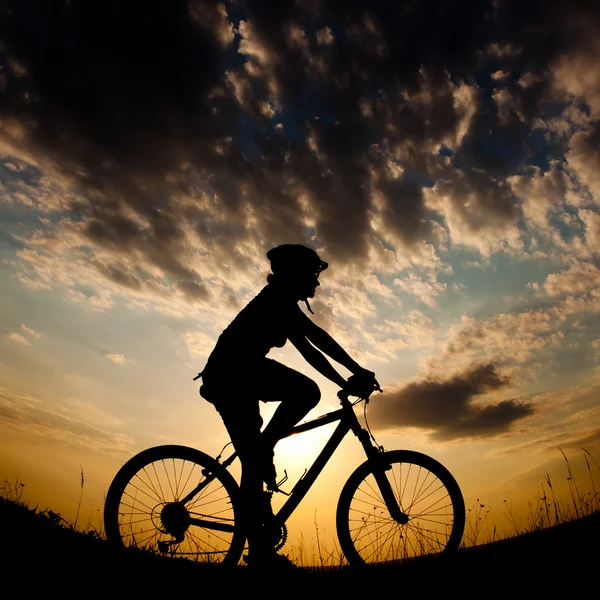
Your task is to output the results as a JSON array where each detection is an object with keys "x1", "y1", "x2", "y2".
[
  {"x1": 104, "y1": 445, "x2": 245, "y2": 566},
  {"x1": 336, "y1": 450, "x2": 465, "y2": 566}
]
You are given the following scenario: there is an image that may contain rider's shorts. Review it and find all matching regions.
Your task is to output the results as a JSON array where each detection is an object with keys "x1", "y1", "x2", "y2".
[
  {"x1": 200, "y1": 357, "x2": 313, "y2": 406},
  {"x1": 200, "y1": 358, "x2": 318, "y2": 451}
]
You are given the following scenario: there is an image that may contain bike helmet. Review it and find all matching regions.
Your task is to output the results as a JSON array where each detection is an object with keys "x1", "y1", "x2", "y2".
[
  {"x1": 266, "y1": 244, "x2": 328, "y2": 277},
  {"x1": 266, "y1": 244, "x2": 328, "y2": 313}
]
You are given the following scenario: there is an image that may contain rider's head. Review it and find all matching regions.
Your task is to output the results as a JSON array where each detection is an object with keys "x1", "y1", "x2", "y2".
[{"x1": 266, "y1": 244, "x2": 328, "y2": 302}]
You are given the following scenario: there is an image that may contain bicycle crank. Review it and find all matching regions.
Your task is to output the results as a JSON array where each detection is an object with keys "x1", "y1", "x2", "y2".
[
  {"x1": 273, "y1": 523, "x2": 288, "y2": 551},
  {"x1": 262, "y1": 520, "x2": 288, "y2": 551}
]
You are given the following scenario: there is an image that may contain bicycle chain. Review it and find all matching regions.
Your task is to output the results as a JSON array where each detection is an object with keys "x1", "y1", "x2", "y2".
[
  {"x1": 188, "y1": 510, "x2": 235, "y2": 523},
  {"x1": 189, "y1": 511, "x2": 287, "y2": 551}
]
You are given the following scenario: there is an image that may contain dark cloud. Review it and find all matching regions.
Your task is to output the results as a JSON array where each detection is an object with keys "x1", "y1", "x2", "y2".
[
  {"x1": 429, "y1": 163, "x2": 519, "y2": 235},
  {"x1": 457, "y1": 91, "x2": 529, "y2": 178},
  {"x1": 176, "y1": 279, "x2": 209, "y2": 302},
  {"x1": 370, "y1": 363, "x2": 534, "y2": 440},
  {"x1": 1, "y1": 1, "x2": 599, "y2": 295},
  {"x1": 377, "y1": 177, "x2": 432, "y2": 247},
  {"x1": 92, "y1": 260, "x2": 142, "y2": 291},
  {"x1": 85, "y1": 215, "x2": 142, "y2": 251}
]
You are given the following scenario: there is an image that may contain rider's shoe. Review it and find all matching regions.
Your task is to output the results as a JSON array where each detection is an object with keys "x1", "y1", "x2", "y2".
[{"x1": 244, "y1": 550, "x2": 297, "y2": 571}]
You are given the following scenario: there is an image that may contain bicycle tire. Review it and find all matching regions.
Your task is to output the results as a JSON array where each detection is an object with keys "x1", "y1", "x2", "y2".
[
  {"x1": 104, "y1": 445, "x2": 245, "y2": 566},
  {"x1": 336, "y1": 450, "x2": 465, "y2": 566}
]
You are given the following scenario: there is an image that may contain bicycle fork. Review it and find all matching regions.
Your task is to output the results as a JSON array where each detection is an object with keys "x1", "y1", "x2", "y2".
[{"x1": 358, "y1": 430, "x2": 409, "y2": 525}]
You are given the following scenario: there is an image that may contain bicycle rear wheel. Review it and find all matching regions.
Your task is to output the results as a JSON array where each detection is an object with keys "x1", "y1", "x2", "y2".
[
  {"x1": 104, "y1": 445, "x2": 245, "y2": 566},
  {"x1": 336, "y1": 450, "x2": 465, "y2": 566}
]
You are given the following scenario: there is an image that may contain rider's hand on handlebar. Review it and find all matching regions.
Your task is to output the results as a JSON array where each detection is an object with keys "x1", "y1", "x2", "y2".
[{"x1": 344, "y1": 369, "x2": 381, "y2": 399}]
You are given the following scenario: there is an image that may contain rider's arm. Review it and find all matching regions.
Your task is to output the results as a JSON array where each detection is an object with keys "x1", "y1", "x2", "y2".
[
  {"x1": 289, "y1": 333, "x2": 347, "y2": 388},
  {"x1": 296, "y1": 311, "x2": 370, "y2": 377}
]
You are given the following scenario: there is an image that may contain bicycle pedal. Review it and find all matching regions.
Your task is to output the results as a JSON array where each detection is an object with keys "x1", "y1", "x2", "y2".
[
  {"x1": 266, "y1": 471, "x2": 290, "y2": 495},
  {"x1": 265, "y1": 482, "x2": 283, "y2": 494},
  {"x1": 276, "y1": 470, "x2": 288, "y2": 487}
]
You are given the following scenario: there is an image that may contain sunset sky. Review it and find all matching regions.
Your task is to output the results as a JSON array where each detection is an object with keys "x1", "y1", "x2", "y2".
[{"x1": 1, "y1": 0, "x2": 600, "y2": 554}]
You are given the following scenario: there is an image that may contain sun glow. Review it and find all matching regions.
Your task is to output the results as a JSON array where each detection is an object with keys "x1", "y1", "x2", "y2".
[{"x1": 274, "y1": 423, "x2": 336, "y2": 475}]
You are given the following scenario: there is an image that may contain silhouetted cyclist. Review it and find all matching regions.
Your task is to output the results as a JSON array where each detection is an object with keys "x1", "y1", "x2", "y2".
[{"x1": 199, "y1": 244, "x2": 378, "y2": 567}]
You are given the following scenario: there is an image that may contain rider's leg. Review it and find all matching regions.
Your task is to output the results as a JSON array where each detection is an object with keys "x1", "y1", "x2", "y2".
[
  {"x1": 204, "y1": 359, "x2": 320, "y2": 455},
  {"x1": 259, "y1": 360, "x2": 321, "y2": 450},
  {"x1": 201, "y1": 360, "x2": 318, "y2": 559},
  {"x1": 210, "y1": 398, "x2": 276, "y2": 557}
]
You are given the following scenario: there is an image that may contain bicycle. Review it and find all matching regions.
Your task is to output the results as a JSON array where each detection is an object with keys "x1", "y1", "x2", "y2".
[{"x1": 104, "y1": 385, "x2": 466, "y2": 567}]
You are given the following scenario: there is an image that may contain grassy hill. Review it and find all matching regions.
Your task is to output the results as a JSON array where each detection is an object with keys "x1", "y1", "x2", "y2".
[{"x1": 1, "y1": 495, "x2": 597, "y2": 595}]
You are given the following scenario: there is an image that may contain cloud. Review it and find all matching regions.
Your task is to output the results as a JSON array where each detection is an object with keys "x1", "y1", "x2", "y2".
[
  {"x1": 183, "y1": 329, "x2": 217, "y2": 360},
  {"x1": 1, "y1": 0, "x2": 599, "y2": 318},
  {"x1": 537, "y1": 263, "x2": 600, "y2": 297},
  {"x1": 567, "y1": 125, "x2": 600, "y2": 206},
  {"x1": 5, "y1": 325, "x2": 41, "y2": 347},
  {"x1": 372, "y1": 310, "x2": 436, "y2": 354},
  {"x1": 393, "y1": 273, "x2": 447, "y2": 308},
  {"x1": 559, "y1": 427, "x2": 600, "y2": 451},
  {"x1": 427, "y1": 308, "x2": 568, "y2": 372},
  {"x1": 424, "y1": 164, "x2": 523, "y2": 257},
  {"x1": 0, "y1": 386, "x2": 134, "y2": 454},
  {"x1": 551, "y1": 27, "x2": 600, "y2": 118},
  {"x1": 104, "y1": 353, "x2": 133, "y2": 365},
  {"x1": 509, "y1": 167, "x2": 567, "y2": 233},
  {"x1": 578, "y1": 209, "x2": 600, "y2": 251},
  {"x1": 490, "y1": 380, "x2": 600, "y2": 458},
  {"x1": 6, "y1": 332, "x2": 31, "y2": 346},
  {"x1": 370, "y1": 363, "x2": 534, "y2": 440},
  {"x1": 189, "y1": 1, "x2": 235, "y2": 49},
  {"x1": 20, "y1": 324, "x2": 40, "y2": 338}
]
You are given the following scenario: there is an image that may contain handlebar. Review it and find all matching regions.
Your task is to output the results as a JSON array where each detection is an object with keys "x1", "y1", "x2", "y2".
[{"x1": 338, "y1": 380, "x2": 382, "y2": 404}]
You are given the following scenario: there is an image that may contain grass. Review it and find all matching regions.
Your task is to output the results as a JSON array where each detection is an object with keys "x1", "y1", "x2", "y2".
[
  {"x1": 461, "y1": 446, "x2": 600, "y2": 548},
  {"x1": 1, "y1": 447, "x2": 598, "y2": 592},
  {"x1": 294, "y1": 446, "x2": 600, "y2": 566}
]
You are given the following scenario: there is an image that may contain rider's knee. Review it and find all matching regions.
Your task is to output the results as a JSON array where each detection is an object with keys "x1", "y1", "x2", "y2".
[{"x1": 301, "y1": 378, "x2": 321, "y2": 409}]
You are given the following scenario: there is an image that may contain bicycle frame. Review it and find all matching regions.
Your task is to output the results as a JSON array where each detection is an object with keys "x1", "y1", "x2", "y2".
[
  {"x1": 105, "y1": 389, "x2": 464, "y2": 565},
  {"x1": 205, "y1": 391, "x2": 406, "y2": 534}
]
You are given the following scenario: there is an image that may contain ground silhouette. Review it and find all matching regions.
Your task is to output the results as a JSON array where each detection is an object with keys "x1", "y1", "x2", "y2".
[{"x1": 1, "y1": 496, "x2": 597, "y2": 595}]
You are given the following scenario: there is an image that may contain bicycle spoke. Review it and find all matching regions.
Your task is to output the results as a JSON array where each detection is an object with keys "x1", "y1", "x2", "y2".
[
  {"x1": 126, "y1": 477, "x2": 162, "y2": 506},
  {"x1": 118, "y1": 515, "x2": 155, "y2": 527},
  {"x1": 410, "y1": 500, "x2": 455, "y2": 522},
  {"x1": 360, "y1": 523, "x2": 397, "y2": 563},
  {"x1": 105, "y1": 448, "x2": 243, "y2": 566},
  {"x1": 187, "y1": 526, "x2": 228, "y2": 554},
  {"x1": 406, "y1": 477, "x2": 447, "y2": 513},
  {"x1": 149, "y1": 463, "x2": 166, "y2": 502},
  {"x1": 187, "y1": 483, "x2": 228, "y2": 511},
  {"x1": 409, "y1": 466, "x2": 429, "y2": 510},
  {"x1": 121, "y1": 490, "x2": 156, "y2": 513},
  {"x1": 350, "y1": 477, "x2": 388, "y2": 508},
  {"x1": 338, "y1": 451, "x2": 464, "y2": 566},
  {"x1": 175, "y1": 458, "x2": 186, "y2": 499},
  {"x1": 124, "y1": 526, "x2": 161, "y2": 545},
  {"x1": 135, "y1": 467, "x2": 163, "y2": 504},
  {"x1": 405, "y1": 518, "x2": 448, "y2": 543},
  {"x1": 180, "y1": 462, "x2": 199, "y2": 499},
  {"x1": 162, "y1": 460, "x2": 177, "y2": 500},
  {"x1": 349, "y1": 517, "x2": 394, "y2": 548}
]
